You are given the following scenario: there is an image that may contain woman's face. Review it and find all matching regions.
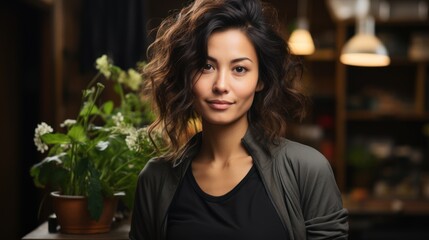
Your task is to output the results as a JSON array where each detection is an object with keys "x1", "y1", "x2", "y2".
[{"x1": 192, "y1": 28, "x2": 261, "y2": 127}]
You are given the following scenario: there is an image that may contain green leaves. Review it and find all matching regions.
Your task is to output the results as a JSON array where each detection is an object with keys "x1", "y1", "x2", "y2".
[
  {"x1": 41, "y1": 133, "x2": 70, "y2": 145},
  {"x1": 102, "y1": 101, "x2": 114, "y2": 115},
  {"x1": 87, "y1": 165, "x2": 103, "y2": 220},
  {"x1": 68, "y1": 125, "x2": 87, "y2": 143},
  {"x1": 30, "y1": 155, "x2": 69, "y2": 190},
  {"x1": 79, "y1": 102, "x2": 100, "y2": 117},
  {"x1": 39, "y1": 125, "x2": 88, "y2": 147}
]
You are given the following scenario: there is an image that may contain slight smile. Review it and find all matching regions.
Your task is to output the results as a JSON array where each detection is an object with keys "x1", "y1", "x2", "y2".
[{"x1": 206, "y1": 99, "x2": 234, "y2": 110}]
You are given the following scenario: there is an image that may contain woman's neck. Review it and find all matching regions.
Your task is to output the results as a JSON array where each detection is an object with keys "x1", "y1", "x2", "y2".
[{"x1": 198, "y1": 119, "x2": 249, "y2": 166}]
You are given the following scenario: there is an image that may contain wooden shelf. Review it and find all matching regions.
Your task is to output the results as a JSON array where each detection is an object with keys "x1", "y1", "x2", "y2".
[
  {"x1": 336, "y1": 18, "x2": 429, "y2": 27},
  {"x1": 346, "y1": 111, "x2": 429, "y2": 121},
  {"x1": 344, "y1": 196, "x2": 429, "y2": 216}
]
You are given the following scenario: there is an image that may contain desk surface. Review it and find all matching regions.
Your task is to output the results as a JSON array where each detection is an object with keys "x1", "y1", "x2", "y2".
[{"x1": 22, "y1": 220, "x2": 130, "y2": 240}]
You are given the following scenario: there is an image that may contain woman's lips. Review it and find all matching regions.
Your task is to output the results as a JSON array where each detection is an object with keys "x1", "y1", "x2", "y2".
[{"x1": 206, "y1": 99, "x2": 233, "y2": 110}]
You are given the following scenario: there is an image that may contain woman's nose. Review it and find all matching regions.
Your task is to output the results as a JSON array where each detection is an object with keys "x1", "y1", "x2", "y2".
[{"x1": 212, "y1": 71, "x2": 229, "y2": 94}]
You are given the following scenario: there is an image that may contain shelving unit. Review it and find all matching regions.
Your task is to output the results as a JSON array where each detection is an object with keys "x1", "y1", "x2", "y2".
[
  {"x1": 332, "y1": 8, "x2": 429, "y2": 214},
  {"x1": 288, "y1": 1, "x2": 429, "y2": 221}
]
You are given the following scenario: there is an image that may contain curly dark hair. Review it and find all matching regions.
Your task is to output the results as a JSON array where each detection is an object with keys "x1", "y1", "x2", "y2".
[{"x1": 144, "y1": 0, "x2": 307, "y2": 160}]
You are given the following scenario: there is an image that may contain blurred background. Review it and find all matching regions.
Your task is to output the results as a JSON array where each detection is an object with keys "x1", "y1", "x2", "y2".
[{"x1": 1, "y1": 0, "x2": 429, "y2": 239}]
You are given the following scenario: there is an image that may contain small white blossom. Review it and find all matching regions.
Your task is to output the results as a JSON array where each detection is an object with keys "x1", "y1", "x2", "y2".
[
  {"x1": 95, "y1": 55, "x2": 111, "y2": 78},
  {"x1": 83, "y1": 87, "x2": 95, "y2": 97},
  {"x1": 34, "y1": 122, "x2": 53, "y2": 153},
  {"x1": 96, "y1": 141, "x2": 110, "y2": 151},
  {"x1": 117, "y1": 71, "x2": 127, "y2": 84},
  {"x1": 112, "y1": 112, "x2": 124, "y2": 126},
  {"x1": 125, "y1": 128, "x2": 139, "y2": 152},
  {"x1": 60, "y1": 119, "x2": 77, "y2": 128},
  {"x1": 117, "y1": 69, "x2": 142, "y2": 91},
  {"x1": 43, "y1": 153, "x2": 65, "y2": 164},
  {"x1": 126, "y1": 69, "x2": 142, "y2": 91},
  {"x1": 125, "y1": 127, "x2": 149, "y2": 152}
]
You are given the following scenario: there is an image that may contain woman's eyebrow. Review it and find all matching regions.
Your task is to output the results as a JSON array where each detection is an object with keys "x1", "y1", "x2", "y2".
[
  {"x1": 207, "y1": 56, "x2": 253, "y2": 63},
  {"x1": 231, "y1": 57, "x2": 253, "y2": 63}
]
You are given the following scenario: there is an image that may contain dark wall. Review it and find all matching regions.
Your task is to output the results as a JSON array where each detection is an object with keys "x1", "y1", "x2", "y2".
[{"x1": 0, "y1": 1, "x2": 42, "y2": 239}]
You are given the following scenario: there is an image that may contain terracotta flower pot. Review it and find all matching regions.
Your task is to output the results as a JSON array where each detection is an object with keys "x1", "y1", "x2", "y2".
[{"x1": 50, "y1": 191, "x2": 123, "y2": 234}]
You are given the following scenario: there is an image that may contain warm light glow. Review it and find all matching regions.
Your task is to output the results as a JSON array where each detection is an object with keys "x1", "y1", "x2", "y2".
[
  {"x1": 340, "y1": 53, "x2": 390, "y2": 67},
  {"x1": 340, "y1": 33, "x2": 390, "y2": 67},
  {"x1": 288, "y1": 29, "x2": 315, "y2": 55},
  {"x1": 340, "y1": 15, "x2": 390, "y2": 67}
]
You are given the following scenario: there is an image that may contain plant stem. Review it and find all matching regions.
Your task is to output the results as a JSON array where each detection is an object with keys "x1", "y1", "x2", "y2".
[
  {"x1": 116, "y1": 82, "x2": 126, "y2": 110},
  {"x1": 69, "y1": 143, "x2": 76, "y2": 195}
]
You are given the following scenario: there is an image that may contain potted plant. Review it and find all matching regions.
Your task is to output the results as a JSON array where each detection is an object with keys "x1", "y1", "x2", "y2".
[{"x1": 31, "y1": 55, "x2": 163, "y2": 234}]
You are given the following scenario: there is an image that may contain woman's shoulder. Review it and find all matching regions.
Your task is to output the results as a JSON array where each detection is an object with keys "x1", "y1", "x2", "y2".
[
  {"x1": 137, "y1": 134, "x2": 200, "y2": 184},
  {"x1": 274, "y1": 138, "x2": 332, "y2": 173},
  {"x1": 138, "y1": 157, "x2": 173, "y2": 181}
]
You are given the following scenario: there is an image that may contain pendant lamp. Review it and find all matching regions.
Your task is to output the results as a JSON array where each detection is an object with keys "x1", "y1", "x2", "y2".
[
  {"x1": 340, "y1": 0, "x2": 390, "y2": 67},
  {"x1": 288, "y1": 0, "x2": 315, "y2": 55}
]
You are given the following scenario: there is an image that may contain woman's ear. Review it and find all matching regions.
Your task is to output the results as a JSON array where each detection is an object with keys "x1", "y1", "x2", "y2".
[{"x1": 256, "y1": 80, "x2": 264, "y2": 92}]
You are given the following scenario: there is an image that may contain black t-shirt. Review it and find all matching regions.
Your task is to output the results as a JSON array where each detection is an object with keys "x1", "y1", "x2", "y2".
[{"x1": 166, "y1": 164, "x2": 289, "y2": 240}]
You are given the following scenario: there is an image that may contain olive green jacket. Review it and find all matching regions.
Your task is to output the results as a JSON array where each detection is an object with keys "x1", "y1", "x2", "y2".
[{"x1": 129, "y1": 128, "x2": 348, "y2": 240}]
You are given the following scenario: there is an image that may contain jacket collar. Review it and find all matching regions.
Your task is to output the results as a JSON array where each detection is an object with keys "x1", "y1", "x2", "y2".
[
  {"x1": 170, "y1": 132, "x2": 201, "y2": 180},
  {"x1": 241, "y1": 127, "x2": 274, "y2": 170},
  {"x1": 171, "y1": 127, "x2": 273, "y2": 174}
]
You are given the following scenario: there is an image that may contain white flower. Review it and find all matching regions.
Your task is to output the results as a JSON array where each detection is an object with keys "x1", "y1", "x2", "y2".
[
  {"x1": 34, "y1": 122, "x2": 53, "y2": 153},
  {"x1": 60, "y1": 119, "x2": 77, "y2": 128},
  {"x1": 95, "y1": 54, "x2": 111, "y2": 78},
  {"x1": 125, "y1": 128, "x2": 139, "y2": 152},
  {"x1": 43, "y1": 153, "x2": 66, "y2": 164},
  {"x1": 83, "y1": 87, "x2": 95, "y2": 98},
  {"x1": 117, "y1": 69, "x2": 142, "y2": 91},
  {"x1": 125, "y1": 127, "x2": 150, "y2": 152},
  {"x1": 117, "y1": 71, "x2": 127, "y2": 84},
  {"x1": 112, "y1": 112, "x2": 124, "y2": 126},
  {"x1": 96, "y1": 141, "x2": 110, "y2": 151},
  {"x1": 126, "y1": 69, "x2": 142, "y2": 91},
  {"x1": 111, "y1": 112, "x2": 128, "y2": 135}
]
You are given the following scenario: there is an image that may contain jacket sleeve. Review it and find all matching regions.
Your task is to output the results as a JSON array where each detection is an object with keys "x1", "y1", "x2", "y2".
[
  {"x1": 289, "y1": 143, "x2": 349, "y2": 239},
  {"x1": 129, "y1": 159, "x2": 160, "y2": 240}
]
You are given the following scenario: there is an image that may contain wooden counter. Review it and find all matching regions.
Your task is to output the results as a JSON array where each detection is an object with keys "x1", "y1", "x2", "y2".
[{"x1": 22, "y1": 220, "x2": 130, "y2": 240}]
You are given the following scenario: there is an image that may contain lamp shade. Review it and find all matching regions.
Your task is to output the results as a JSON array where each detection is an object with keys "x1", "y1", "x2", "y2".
[
  {"x1": 288, "y1": 18, "x2": 315, "y2": 55},
  {"x1": 289, "y1": 29, "x2": 315, "y2": 55},
  {"x1": 340, "y1": 15, "x2": 390, "y2": 67},
  {"x1": 340, "y1": 34, "x2": 390, "y2": 66}
]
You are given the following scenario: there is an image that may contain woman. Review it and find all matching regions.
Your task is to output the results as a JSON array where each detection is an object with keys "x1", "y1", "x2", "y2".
[{"x1": 129, "y1": 0, "x2": 348, "y2": 239}]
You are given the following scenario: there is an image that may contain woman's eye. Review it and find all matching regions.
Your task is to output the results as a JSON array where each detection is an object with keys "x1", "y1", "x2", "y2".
[
  {"x1": 202, "y1": 64, "x2": 214, "y2": 72},
  {"x1": 234, "y1": 66, "x2": 247, "y2": 73}
]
